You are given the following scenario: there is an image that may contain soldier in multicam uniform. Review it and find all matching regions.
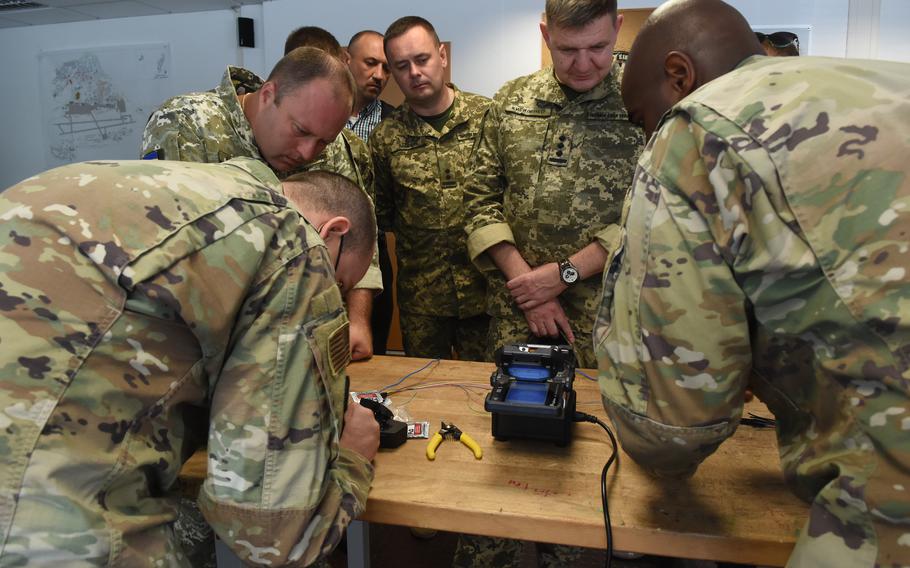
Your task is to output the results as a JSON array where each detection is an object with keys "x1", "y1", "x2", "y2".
[
  {"x1": 371, "y1": 16, "x2": 490, "y2": 360},
  {"x1": 597, "y1": 1, "x2": 910, "y2": 566},
  {"x1": 463, "y1": 0, "x2": 643, "y2": 369},
  {"x1": 0, "y1": 159, "x2": 380, "y2": 566},
  {"x1": 140, "y1": 46, "x2": 382, "y2": 362}
]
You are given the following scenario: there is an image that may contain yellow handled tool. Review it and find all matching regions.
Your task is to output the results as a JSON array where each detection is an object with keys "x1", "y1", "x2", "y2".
[
  {"x1": 426, "y1": 422, "x2": 483, "y2": 461},
  {"x1": 426, "y1": 431, "x2": 444, "y2": 460}
]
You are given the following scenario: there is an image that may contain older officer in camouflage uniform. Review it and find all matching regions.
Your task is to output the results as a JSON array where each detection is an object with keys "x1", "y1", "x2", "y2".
[
  {"x1": 140, "y1": 46, "x2": 381, "y2": 362},
  {"x1": 463, "y1": 0, "x2": 643, "y2": 368},
  {"x1": 0, "y1": 158, "x2": 380, "y2": 566},
  {"x1": 371, "y1": 16, "x2": 490, "y2": 360},
  {"x1": 456, "y1": 1, "x2": 641, "y2": 564},
  {"x1": 598, "y1": 1, "x2": 910, "y2": 566}
]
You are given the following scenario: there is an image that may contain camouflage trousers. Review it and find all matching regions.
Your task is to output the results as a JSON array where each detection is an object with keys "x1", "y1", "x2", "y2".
[
  {"x1": 487, "y1": 314, "x2": 596, "y2": 368},
  {"x1": 452, "y1": 535, "x2": 583, "y2": 568},
  {"x1": 400, "y1": 312, "x2": 490, "y2": 361}
]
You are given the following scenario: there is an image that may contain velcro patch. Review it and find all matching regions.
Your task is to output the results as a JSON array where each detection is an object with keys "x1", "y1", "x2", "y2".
[{"x1": 328, "y1": 321, "x2": 351, "y2": 376}]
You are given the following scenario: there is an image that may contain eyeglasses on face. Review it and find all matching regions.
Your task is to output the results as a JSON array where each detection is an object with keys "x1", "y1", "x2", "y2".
[
  {"x1": 316, "y1": 222, "x2": 345, "y2": 273},
  {"x1": 755, "y1": 31, "x2": 799, "y2": 50}
]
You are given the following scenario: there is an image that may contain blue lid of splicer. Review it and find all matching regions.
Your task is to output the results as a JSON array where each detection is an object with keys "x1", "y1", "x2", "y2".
[{"x1": 506, "y1": 363, "x2": 551, "y2": 381}]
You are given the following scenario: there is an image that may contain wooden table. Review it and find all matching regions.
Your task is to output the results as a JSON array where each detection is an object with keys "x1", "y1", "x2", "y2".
[{"x1": 179, "y1": 355, "x2": 808, "y2": 566}]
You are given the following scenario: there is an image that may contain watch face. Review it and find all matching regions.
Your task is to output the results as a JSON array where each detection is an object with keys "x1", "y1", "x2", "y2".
[{"x1": 562, "y1": 267, "x2": 579, "y2": 284}]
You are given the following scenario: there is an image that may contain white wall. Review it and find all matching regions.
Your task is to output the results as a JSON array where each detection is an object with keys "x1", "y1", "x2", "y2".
[
  {"x1": 257, "y1": 0, "x2": 852, "y2": 93},
  {"x1": 878, "y1": 0, "x2": 910, "y2": 62},
  {"x1": 2, "y1": 0, "x2": 906, "y2": 189},
  {"x1": 258, "y1": 0, "x2": 545, "y2": 100},
  {"x1": 0, "y1": 5, "x2": 262, "y2": 189}
]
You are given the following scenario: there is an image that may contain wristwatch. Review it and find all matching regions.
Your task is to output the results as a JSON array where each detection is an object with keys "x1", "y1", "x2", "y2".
[{"x1": 558, "y1": 258, "x2": 580, "y2": 286}]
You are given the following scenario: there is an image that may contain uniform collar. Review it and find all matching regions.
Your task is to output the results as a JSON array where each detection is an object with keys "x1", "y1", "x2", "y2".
[
  {"x1": 221, "y1": 156, "x2": 283, "y2": 193},
  {"x1": 400, "y1": 83, "x2": 471, "y2": 137},
  {"x1": 532, "y1": 61, "x2": 623, "y2": 107},
  {"x1": 216, "y1": 66, "x2": 266, "y2": 162}
]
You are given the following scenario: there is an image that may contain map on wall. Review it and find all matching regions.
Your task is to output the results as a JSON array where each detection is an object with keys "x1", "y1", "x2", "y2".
[{"x1": 39, "y1": 44, "x2": 171, "y2": 168}]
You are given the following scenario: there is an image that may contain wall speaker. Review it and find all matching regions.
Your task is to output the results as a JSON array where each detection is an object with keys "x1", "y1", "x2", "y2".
[{"x1": 238, "y1": 17, "x2": 255, "y2": 48}]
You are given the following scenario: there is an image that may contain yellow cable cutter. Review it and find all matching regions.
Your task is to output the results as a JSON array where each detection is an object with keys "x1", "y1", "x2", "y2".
[{"x1": 426, "y1": 421, "x2": 483, "y2": 460}]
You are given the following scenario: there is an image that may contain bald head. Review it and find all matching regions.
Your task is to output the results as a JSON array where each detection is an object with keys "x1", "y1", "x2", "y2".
[{"x1": 622, "y1": 0, "x2": 763, "y2": 137}]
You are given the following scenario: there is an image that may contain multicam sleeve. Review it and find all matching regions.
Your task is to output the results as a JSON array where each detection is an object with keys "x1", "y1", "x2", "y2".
[
  {"x1": 595, "y1": 114, "x2": 754, "y2": 478},
  {"x1": 140, "y1": 104, "x2": 206, "y2": 162},
  {"x1": 198, "y1": 242, "x2": 373, "y2": 566},
  {"x1": 462, "y1": 104, "x2": 516, "y2": 271}
]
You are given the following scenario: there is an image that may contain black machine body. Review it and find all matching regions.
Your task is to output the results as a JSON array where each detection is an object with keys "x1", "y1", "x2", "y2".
[
  {"x1": 484, "y1": 344, "x2": 576, "y2": 446},
  {"x1": 359, "y1": 398, "x2": 407, "y2": 448}
]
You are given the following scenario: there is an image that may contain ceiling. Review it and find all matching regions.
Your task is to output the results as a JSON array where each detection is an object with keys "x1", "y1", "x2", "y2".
[{"x1": 0, "y1": 0, "x2": 263, "y2": 28}]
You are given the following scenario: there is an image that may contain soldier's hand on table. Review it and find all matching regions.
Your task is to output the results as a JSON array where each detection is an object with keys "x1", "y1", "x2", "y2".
[
  {"x1": 507, "y1": 263, "x2": 566, "y2": 309},
  {"x1": 349, "y1": 320, "x2": 373, "y2": 361},
  {"x1": 523, "y1": 298, "x2": 574, "y2": 343},
  {"x1": 340, "y1": 402, "x2": 380, "y2": 461}
]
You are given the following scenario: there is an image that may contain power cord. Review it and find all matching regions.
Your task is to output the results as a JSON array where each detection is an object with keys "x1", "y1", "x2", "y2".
[{"x1": 574, "y1": 411, "x2": 619, "y2": 568}]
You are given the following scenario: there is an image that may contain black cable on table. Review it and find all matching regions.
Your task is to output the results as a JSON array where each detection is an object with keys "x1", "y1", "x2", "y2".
[{"x1": 574, "y1": 411, "x2": 619, "y2": 568}]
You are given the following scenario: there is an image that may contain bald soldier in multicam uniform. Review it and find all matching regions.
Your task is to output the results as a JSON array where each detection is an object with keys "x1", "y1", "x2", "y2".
[
  {"x1": 463, "y1": 0, "x2": 643, "y2": 368},
  {"x1": 140, "y1": 46, "x2": 382, "y2": 362},
  {"x1": 597, "y1": 1, "x2": 910, "y2": 566},
  {"x1": 371, "y1": 16, "x2": 490, "y2": 360},
  {"x1": 0, "y1": 158, "x2": 380, "y2": 566}
]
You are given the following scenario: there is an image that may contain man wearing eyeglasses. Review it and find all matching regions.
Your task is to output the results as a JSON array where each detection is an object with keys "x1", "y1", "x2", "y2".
[
  {"x1": 600, "y1": 1, "x2": 910, "y2": 566},
  {"x1": 0, "y1": 160, "x2": 380, "y2": 566},
  {"x1": 755, "y1": 31, "x2": 800, "y2": 56}
]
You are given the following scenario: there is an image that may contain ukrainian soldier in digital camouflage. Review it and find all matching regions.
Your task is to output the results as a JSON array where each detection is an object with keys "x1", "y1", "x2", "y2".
[
  {"x1": 141, "y1": 47, "x2": 383, "y2": 361},
  {"x1": 455, "y1": 2, "x2": 641, "y2": 566},
  {"x1": 279, "y1": 28, "x2": 384, "y2": 361},
  {"x1": 372, "y1": 17, "x2": 489, "y2": 360},
  {"x1": 0, "y1": 158, "x2": 379, "y2": 566},
  {"x1": 296, "y1": 130, "x2": 383, "y2": 361},
  {"x1": 281, "y1": 30, "x2": 374, "y2": 204},
  {"x1": 140, "y1": 65, "x2": 263, "y2": 164},
  {"x1": 463, "y1": 0, "x2": 643, "y2": 370},
  {"x1": 300, "y1": 129, "x2": 373, "y2": 201},
  {"x1": 597, "y1": 1, "x2": 910, "y2": 566},
  {"x1": 284, "y1": 26, "x2": 391, "y2": 360}
]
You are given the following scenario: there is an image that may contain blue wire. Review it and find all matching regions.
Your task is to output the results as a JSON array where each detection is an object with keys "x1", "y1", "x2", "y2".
[
  {"x1": 375, "y1": 358, "x2": 441, "y2": 393},
  {"x1": 577, "y1": 369, "x2": 597, "y2": 382}
]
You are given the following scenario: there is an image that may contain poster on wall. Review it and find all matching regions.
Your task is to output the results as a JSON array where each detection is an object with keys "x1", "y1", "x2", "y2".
[{"x1": 39, "y1": 44, "x2": 171, "y2": 168}]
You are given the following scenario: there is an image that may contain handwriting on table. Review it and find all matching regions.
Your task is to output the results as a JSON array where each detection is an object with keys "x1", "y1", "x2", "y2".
[{"x1": 507, "y1": 479, "x2": 568, "y2": 497}]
